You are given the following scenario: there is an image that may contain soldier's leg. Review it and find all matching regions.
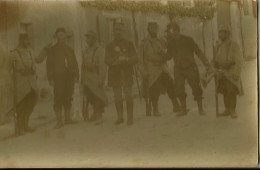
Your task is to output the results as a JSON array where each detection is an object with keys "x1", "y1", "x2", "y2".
[
  {"x1": 124, "y1": 86, "x2": 133, "y2": 125},
  {"x1": 225, "y1": 80, "x2": 238, "y2": 118},
  {"x1": 93, "y1": 97, "x2": 105, "y2": 125},
  {"x1": 23, "y1": 89, "x2": 38, "y2": 132},
  {"x1": 83, "y1": 86, "x2": 96, "y2": 121},
  {"x1": 64, "y1": 77, "x2": 77, "y2": 124},
  {"x1": 161, "y1": 72, "x2": 181, "y2": 112},
  {"x1": 149, "y1": 78, "x2": 161, "y2": 117},
  {"x1": 218, "y1": 78, "x2": 231, "y2": 116},
  {"x1": 16, "y1": 96, "x2": 28, "y2": 135},
  {"x1": 174, "y1": 68, "x2": 187, "y2": 116},
  {"x1": 142, "y1": 78, "x2": 152, "y2": 117},
  {"x1": 185, "y1": 67, "x2": 205, "y2": 115},
  {"x1": 53, "y1": 80, "x2": 64, "y2": 129},
  {"x1": 113, "y1": 86, "x2": 124, "y2": 125}
]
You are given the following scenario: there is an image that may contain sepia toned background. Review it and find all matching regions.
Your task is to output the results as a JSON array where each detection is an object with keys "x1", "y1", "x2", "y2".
[{"x1": 0, "y1": 0, "x2": 258, "y2": 168}]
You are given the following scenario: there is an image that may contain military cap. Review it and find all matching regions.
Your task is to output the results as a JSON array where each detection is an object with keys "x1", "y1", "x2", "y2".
[
  {"x1": 85, "y1": 30, "x2": 97, "y2": 38},
  {"x1": 147, "y1": 19, "x2": 158, "y2": 26},
  {"x1": 54, "y1": 27, "x2": 66, "y2": 36},
  {"x1": 165, "y1": 22, "x2": 180, "y2": 32},
  {"x1": 113, "y1": 18, "x2": 124, "y2": 30},
  {"x1": 218, "y1": 25, "x2": 231, "y2": 33}
]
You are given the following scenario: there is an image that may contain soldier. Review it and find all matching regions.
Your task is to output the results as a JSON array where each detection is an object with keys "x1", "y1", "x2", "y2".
[
  {"x1": 166, "y1": 22, "x2": 210, "y2": 117},
  {"x1": 105, "y1": 20, "x2": 138, "y2": 125},
  {"x1": 213, "y1": 25, "x2": 243, "y2": 119},
  {"x1": 11, "y1": 33, "x2": 38, "y2": 135},
  {"x1": 46, "y1": 27, "x2": 79, "y2": 129},
  {"x1": 138, "y1": 21, "x2": 180, "y2": 117},
  {"x1": 81, "y1": 31, "x2": 108, "y2": 124}
]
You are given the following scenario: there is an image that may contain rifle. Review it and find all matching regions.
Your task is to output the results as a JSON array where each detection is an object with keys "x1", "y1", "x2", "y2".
[
  {"x1": 12, "y1": 59, "x2": 19, "y2": 136},
  {"x1": 215, "y1": 75, "x2": 219, "y2": 117},
  {"x1": 134, "y1": 65, "x2": 142, "y2": 103}
]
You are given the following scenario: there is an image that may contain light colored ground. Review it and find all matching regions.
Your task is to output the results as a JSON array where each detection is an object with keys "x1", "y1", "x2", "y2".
[{"x1": 0, "y1": 59, "x2": 258, "y2": 168}]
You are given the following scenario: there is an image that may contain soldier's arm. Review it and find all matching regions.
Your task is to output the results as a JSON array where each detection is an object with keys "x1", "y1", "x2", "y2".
[
  {"x1": 35, "y1": 47, "x2": 49, "y2": 64},
  {"x1": 127, "y1": 42, "x2": 138, "y2": 65},
  {"x1": 46, "y1": 53, "x2": 54, "y2": 83},
  {"x1": 191, "y1": 38, "x2": 210, "y2": 67},
  {"x1": 71, "y1": 50, "x2": 79, "y2": 82},
  {"x1": 232, "y1": 42, "x2": 243, "y2": 76}
]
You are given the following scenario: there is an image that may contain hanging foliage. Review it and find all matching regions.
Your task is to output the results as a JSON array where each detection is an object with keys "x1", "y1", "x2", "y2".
[{"x1": 80, "y1": 0, "x2": 216, "y2": 20}]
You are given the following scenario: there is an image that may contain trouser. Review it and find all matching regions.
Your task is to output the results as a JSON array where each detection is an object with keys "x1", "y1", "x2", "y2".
[
  {"x1": 83, "y1": 86, "x2": 105, "y2": 119},
  {"x1": 53, "y1": 75, "x2": 74, "y2": 123},
  {"x1": 218, "y1": 77, "x2": 238, "y2": 113},
  {"x1": 16, "y1": 89, "x2": 38, "y2": 131},
  {"x1": 149, "y1": 72, "x2": 179, "y2": 113},
  {"x1": 112, "y1": 86, "x2": 133, "y2": 122},
  {"x1": 174, "y1": 66, "x2": 203, "y2": 102}
]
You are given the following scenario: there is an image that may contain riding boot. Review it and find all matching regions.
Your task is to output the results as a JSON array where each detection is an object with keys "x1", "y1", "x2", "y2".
[
  {"x1": 171, "y1": 97, "x2": 181, "y2": 113},
  {"x1": 126, "y1": 100, "x2": 133, "y2": 125},
  {"x1": 54, "y1": 111, "x2": 63, "y2": 129},
  {"x1": 145, "y1": 98, "x2": 152, "y2": 117},
  {"x1": 177, "y1": 97, "x2": 188, "y2": 117},
  {"x1": 152, "y1": 100, "x2": 160, "y2": 117},
  {"x1": 197, "y1": 99, "x2": 206, "y2": 115},
  {"x1": 114, "y1": 101, "x2": 124, "y2": 125},
  {"x1": 64, "y1": 109, "x2": 78, "y2": 124}
]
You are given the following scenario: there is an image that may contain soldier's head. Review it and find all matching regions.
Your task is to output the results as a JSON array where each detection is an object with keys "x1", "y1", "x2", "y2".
[
  {"x1": 166, "y1": 22, "x2": 180, "y2": 40},
  {"x1": 147, "y1": 21, "x2": 158, "y2": 38},
  {"x1": 19, "y1": 33, "x2": 30, "y2": 48},
  {"x1": 218, "y1": 25, "x2": 231, "y2": 41},
  {"x1": 54, "y1": 27, "x2": 67, "y2": 44},
  {"x1": 113, "y1": 20, "x2": 124, "y2": 41},
  {"x1": 85, "y1": 31, "x2": 97, "y2": 47}
]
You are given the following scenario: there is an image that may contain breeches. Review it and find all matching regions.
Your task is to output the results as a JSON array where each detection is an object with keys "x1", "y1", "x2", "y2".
[
  {"x1": 174, "y1": 67, "x2": 203, "y2": 101},
  {"x1": 53, "y1": 76, "x2": 74, "y2": 113}
]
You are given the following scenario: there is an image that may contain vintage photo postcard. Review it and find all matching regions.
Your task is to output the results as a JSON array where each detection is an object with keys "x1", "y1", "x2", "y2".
[{"x1": 0, "y1": 0, "x2": 258, "y2": 168}]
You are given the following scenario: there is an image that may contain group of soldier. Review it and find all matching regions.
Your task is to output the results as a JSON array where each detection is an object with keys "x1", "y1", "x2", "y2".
[{"x1": 10, "y1": 19, "x2": 243, "y2": 136}]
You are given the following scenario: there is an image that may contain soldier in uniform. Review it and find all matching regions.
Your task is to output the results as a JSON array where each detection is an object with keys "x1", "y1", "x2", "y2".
[
  {"x1": 46, "y1": 27, "x2": 79, "y2": 128},
  {"x1": 81, "y1": 31, "x2": 108, "y2": 124},
  {"x1": 166, "y1": 22, "x2": 210, "y2": 116},
  {"x1": 11, "y1": 33, "x2": 38, "y2": 135},
  {"x1": 213, "y1": 25, "x2": 243, "y2": 119},
  {"x1": 105, "y1": 20, "x2": 138, "y2": 125},
  {"x1": 138, "y1": 21, "x2": 180, "y2": 117}
]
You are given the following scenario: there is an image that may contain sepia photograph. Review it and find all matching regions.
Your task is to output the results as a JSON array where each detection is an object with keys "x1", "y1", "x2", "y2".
[{"x1": 0, "y1": 0, "x2": 258, "y2": 168}]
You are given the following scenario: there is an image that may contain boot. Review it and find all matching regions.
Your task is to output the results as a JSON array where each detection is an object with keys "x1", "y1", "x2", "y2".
[
  {"x1": 114, "y1": 101, "x2": 124, "y2": 125},
  {"x1": 145, "y1": 98, "x2": 152, "y2": 117},
  {"x1": 177, "y1": 98, "x2": 188, "y2": 117},
  {"x1": 126, "y1": 100, "x2": 133, "y2": 125},
  {"x1": 64, "y1": 109, "x2": 78, "y2": 124},
  {"x1": 17, "y1": 115, "x2": 25, "y2": 136},
  {"x1": 152, "y1": 101, "x2": 160, "y2": 117},
  {"x1": 94, "y1": 113, "x2": 103, "y2": 125},
  {"x1": 171, "y1": 97, "x2": 181, "y2": 113},
  {"x1": 197, "y1": 100, "x2": 206, "y2": 115},
  {"x1": 89, "y1": 114, "x2": 98, "y2": 122},
  {"x1": 218, "y1": 109, "x2": 230, "y2": 117},
  {"x1": 24, "y1": 115, "x2": 34, "y2": 133},
  {"x1": 54, "y1": 111, "x2": 63, "y2": 129},
  {"x1": 230, "y1": 110, "x2": 238, "y2": 119}
]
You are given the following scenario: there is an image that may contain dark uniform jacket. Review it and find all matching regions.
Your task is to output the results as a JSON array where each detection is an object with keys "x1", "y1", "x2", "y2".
[
  {"x1": 46, "y1": 43, "x2": 79, "y2": 83},
  {"x1": 166, "y1": 34, "x2": 209, "y2": 69},
  {"x1": 105, "y1": 38, "x2": 138, "y2": 87}
]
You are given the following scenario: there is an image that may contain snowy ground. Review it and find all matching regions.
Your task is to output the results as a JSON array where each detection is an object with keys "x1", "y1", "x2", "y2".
[{"x1": 0, "y1": 59, "x2": 258, "y2": 168}]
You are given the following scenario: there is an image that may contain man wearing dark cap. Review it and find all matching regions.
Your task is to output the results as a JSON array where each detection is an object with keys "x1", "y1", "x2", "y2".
[
  {"x1": 138, "y1": 21, "x2": 180, "y2": 117},
  {"x1": 46, "y1": 27, "x2": 79, "y2": 128},
  {"x1": 213, "y1": 25, "x2": 243, "y2": 119},
  {"x1": 166, "y1": 22, "x2": 210, "y2": 116},
  {"x1": 11, "y1": 33, "x2": 38, "y2": 135},
  {"x1": 105, "y1": 20, "x2": 138, "y2": 125},
  {"x1": 81, "y1": 31, "x2": 108, "y2": 124}
]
